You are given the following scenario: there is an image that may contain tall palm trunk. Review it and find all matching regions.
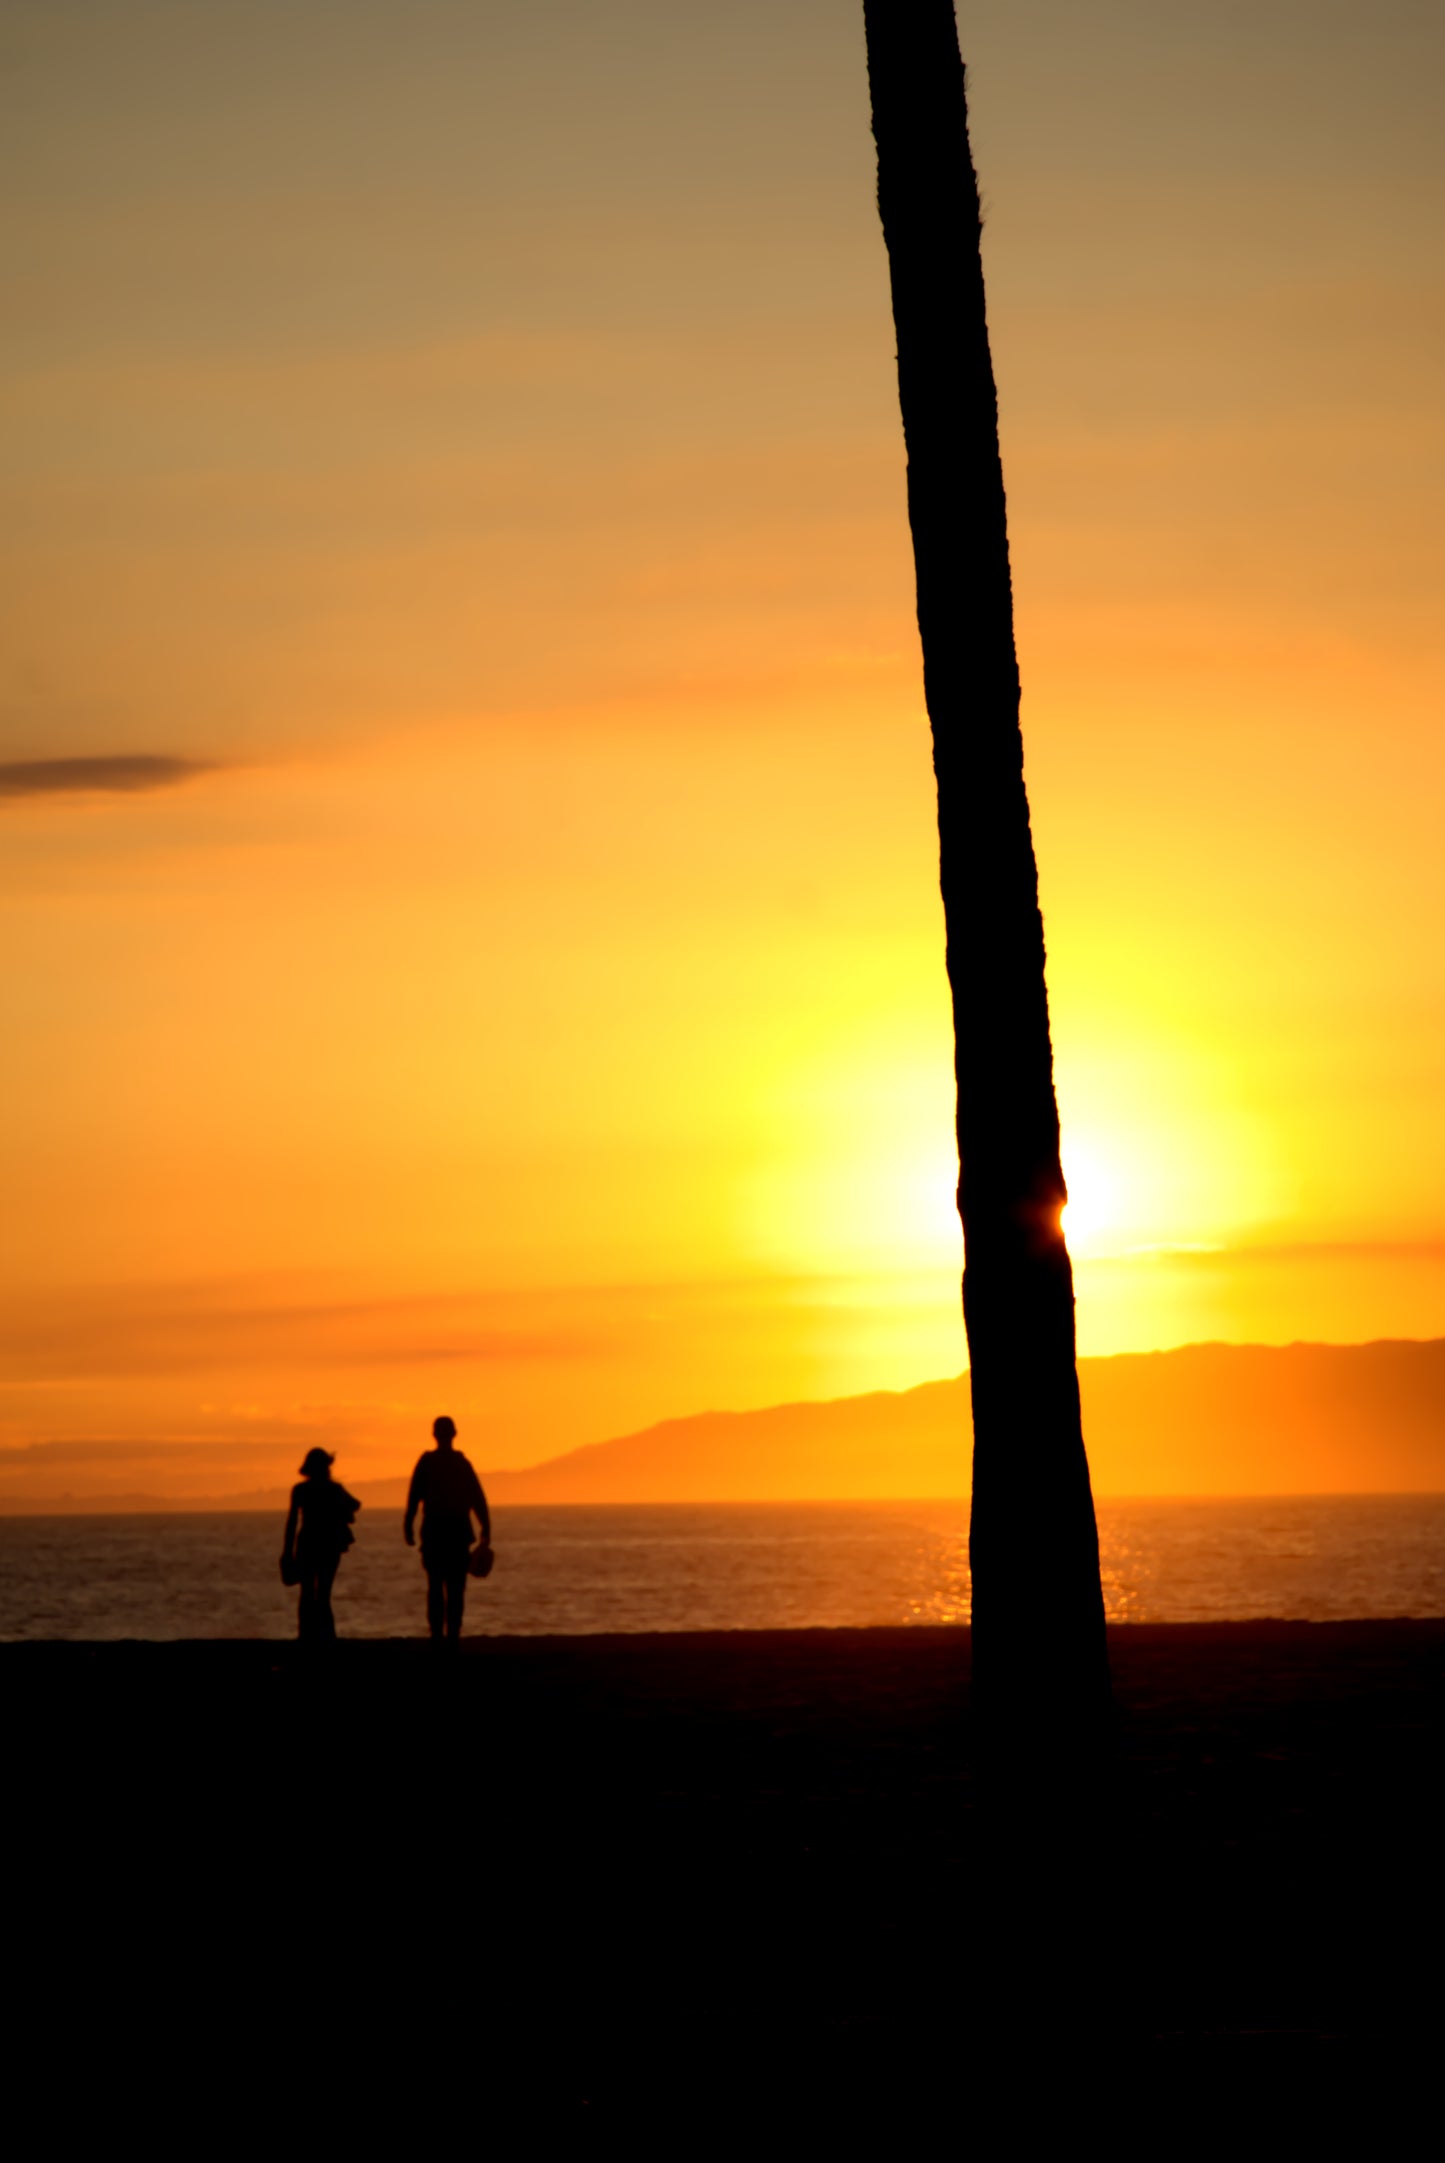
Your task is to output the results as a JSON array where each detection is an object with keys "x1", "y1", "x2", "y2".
[{"x1": 863, "y1": 2, "x2": 1109, "y2": 1728}]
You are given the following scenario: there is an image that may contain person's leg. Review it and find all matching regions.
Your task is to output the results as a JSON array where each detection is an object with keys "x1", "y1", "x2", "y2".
[
  {"x1": 425, "y1": 1561, "x2": 445, "y2": 1640},
  {"x1": 445, "y1": 1560, "x2": 468, "y2": 1642},
  {"x1": 317, "y1": 1555, "x2": 340, "y2": 1642},
  {"x1": 298, "y1": 1567, "x2": 317, "y2": 1641}
]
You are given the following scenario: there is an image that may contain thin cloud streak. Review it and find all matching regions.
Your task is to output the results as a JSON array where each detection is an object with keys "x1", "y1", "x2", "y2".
[
  {"x1": 0, "y1": 1283, "x2": 609, "y2": 1382},
  {"x1": 0, "y1": 1438, "x2": 300, "y2": 1469},
  {"x1": 0, "y1": 755, "x2": 221, "y2": 800}
]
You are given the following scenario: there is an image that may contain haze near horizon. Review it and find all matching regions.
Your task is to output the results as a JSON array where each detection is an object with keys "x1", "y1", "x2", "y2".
[{"x1": 3, "y1": 2, "x2": 1442, "y2": 1504}]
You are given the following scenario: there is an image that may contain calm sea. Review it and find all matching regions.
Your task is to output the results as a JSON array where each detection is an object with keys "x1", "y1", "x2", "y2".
[{"x1": 2, "y1": 1496, "x2": 1445, "y2": 1639}]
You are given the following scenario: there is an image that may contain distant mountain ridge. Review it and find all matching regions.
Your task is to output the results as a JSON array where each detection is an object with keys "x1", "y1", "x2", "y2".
[
  {"x1": 475, "y1": 1338, "x2": 1445, "y2": 1503},
  {"x1": 10, "y1": 1337, "x2": 1442, "y2": 1512}
]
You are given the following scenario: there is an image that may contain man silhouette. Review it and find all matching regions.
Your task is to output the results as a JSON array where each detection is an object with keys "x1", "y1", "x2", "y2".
[{"x1": 404, "y1": 1415, "x2": 491, "y2": 1642}]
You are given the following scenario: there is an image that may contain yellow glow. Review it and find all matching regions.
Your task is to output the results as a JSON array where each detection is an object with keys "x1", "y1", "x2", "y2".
[{"x1": 1, "y1": 5, "x2": 1442, "y2": 1505}]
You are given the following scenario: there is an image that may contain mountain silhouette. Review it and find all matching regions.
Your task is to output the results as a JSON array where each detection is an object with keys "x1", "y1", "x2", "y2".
[{"x1": 474, "y1": 1338, "x2": 1445, "y2": 1503}]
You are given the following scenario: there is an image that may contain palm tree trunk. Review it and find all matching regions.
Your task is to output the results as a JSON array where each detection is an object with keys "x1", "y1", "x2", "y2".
[{"x1": 863, "y1": 1, "x2": 1109, "y2": 1730}]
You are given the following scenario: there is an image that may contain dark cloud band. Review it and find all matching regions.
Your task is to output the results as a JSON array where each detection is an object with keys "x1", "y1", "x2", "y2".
[{"x1": 0, "y1": 755, "x2": 218, "y2": 799}]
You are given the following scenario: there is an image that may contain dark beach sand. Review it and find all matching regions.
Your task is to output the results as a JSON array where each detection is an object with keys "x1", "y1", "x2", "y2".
[{"x1": 9, "y1": 1623, "x2": 1444, "y2": 2128}]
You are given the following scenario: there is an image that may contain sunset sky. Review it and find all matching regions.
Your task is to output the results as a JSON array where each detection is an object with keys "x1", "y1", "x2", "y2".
[{"x1": 3, "y1": 1, "x2": 1442, "y2": 1501}]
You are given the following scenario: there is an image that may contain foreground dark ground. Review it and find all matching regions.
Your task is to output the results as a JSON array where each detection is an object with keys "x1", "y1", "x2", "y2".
[{"x1": 9, "y1": 1623, "x2": 1444, "y2": 2130}]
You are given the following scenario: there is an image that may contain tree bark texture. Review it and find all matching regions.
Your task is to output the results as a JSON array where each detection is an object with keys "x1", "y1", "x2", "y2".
[{"x1": 863, "y1": 1, "x2": 1109, "y2": 1726}]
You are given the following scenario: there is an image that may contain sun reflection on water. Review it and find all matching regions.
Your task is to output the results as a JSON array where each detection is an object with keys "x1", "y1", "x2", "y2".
[{"x1": 0, "y1": 1497, "x2": 1442, "y2": 1638}]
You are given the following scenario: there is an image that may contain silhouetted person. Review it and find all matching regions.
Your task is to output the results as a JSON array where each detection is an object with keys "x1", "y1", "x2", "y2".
[
  {"x1": 404, "y1": 1415, "x2": 491, "y2": 1643},
  {"x1": 282, "y1": 1448, "x2": 361, "y2": 1643}
]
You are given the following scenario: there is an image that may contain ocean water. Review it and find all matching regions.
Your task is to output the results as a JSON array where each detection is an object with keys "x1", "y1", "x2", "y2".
[{"x1": 2, "y1": 1495, "x2": 1445, "y2": 1640}]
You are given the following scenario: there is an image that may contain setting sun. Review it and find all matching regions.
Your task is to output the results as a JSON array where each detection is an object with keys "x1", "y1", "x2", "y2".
[{"x1": 1058, "y1": 1142, "x2": 1119, "y2": 1256}]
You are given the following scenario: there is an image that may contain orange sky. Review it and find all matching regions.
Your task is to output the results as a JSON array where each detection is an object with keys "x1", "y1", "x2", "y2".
[{"x1": 2, "y1": 2, "x2": 1443, "y2": 1502}]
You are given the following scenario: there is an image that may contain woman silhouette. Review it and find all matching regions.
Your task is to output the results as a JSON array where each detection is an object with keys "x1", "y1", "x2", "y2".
[{"x1": 281, "y1": 1448, "x2": 361, "y2": 1642}]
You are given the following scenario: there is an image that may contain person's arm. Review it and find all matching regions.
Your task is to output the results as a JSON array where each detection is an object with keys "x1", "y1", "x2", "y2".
[
  {"x1": 282, "y1": 1493, "x2": 299, "y2": 1562},
  {"x1": 472, "y1": 1470, "x2": 491, "y2": 1547},
  {"x1": 403, "y1": 1459, "x2": 423, "y2": 1545}
]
